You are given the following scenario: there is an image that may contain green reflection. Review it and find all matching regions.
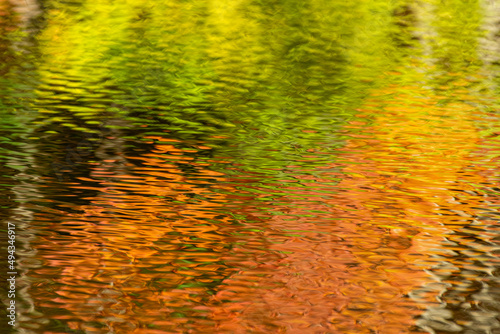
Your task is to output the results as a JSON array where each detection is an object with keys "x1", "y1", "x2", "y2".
[{"x1": 32, "y1": 0, "x2": 413, "y2": 172}]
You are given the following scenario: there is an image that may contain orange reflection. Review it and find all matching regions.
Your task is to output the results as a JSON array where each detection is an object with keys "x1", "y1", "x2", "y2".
[
  {"x1": 204, "y1": 71, "x2": 489, "y2": 333},
  {"x1": 28, "y1": 137, "x2": 243, "y2": 333},
  {"x1": 26, "y1": 76, "x2": 496, "y2": 332},
  {"x1": 26, "y1": 72, "x2": 495, "y2": 333}
]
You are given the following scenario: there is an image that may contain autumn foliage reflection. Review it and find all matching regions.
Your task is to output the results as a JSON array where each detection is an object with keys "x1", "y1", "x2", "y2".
[
  {"x1": 202, "y1": 72, "x2": 490, "y2": 333},
  {"x1": 11, "y1": 0, "x2": 500, "y2": 332},
  {"x1": 28, "y1": 136, "x2": 248, "y2": 332}
]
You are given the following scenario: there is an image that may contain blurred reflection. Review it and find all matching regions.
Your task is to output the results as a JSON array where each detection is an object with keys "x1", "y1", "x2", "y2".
[{"x1": 0, "y1": 0, "x2": 499, "y2": 333}]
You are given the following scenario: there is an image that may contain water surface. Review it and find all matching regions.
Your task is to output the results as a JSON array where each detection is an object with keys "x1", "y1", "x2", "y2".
[{"x1": 1, "y1": 0, "x2": 500, "y2": 333}]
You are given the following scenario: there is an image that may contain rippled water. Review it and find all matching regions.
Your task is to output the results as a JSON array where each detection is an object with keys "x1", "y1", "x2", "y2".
[{"x1": 2, "y1": 0, "x2": 500, "y2": 333}]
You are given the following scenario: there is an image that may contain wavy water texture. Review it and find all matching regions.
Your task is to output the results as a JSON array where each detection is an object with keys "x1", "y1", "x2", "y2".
[{"x1": 1, "y1": 0, "x2": 500, "y2": 333}]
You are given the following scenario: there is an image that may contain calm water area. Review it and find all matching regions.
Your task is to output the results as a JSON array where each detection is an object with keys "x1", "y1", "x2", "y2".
[{"x1": 2, "y1": 0, "x2": 500, "y2": 333}]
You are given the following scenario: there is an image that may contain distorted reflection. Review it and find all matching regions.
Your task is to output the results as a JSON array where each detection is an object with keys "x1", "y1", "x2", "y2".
[{"x1": 1, "y1": 0, "x2": 500, "y2": 333}]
